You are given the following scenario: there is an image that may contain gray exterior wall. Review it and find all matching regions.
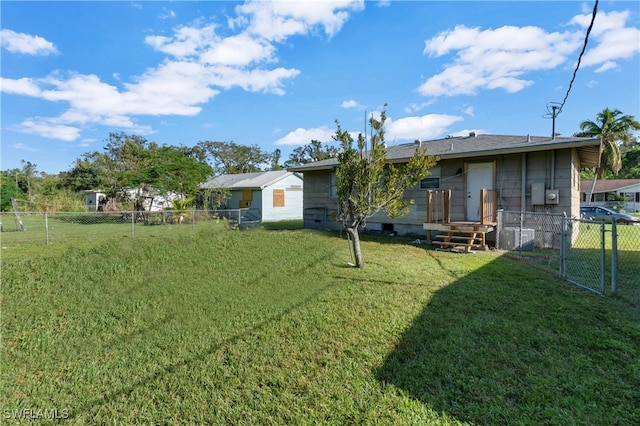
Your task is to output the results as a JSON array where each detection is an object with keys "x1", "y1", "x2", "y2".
[{"x1": 300, "y1": 147, "x2": 582, "y2": 238}]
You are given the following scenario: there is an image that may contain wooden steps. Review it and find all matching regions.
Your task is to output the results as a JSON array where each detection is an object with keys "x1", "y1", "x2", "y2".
[{"x1": 432, "y1": 229, "x2": 488, "y2": 252}]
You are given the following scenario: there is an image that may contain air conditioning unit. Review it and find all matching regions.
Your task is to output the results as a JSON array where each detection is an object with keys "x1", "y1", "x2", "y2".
[{"x1": 501, "y1": 227, "x2": 535, "y2": 251}]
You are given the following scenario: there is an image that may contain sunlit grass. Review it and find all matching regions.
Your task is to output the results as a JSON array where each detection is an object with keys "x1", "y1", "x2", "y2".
[{"x1": 2, "y1": 228, "x2": 639, "y2": 424}]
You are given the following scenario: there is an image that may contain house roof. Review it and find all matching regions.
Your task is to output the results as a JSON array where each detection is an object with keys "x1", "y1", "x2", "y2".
[
  {"x1": 288, "y1": 133, "x2": 602, "y2": 171},
  {"x1": 580, "y1": 179, "x2": 640, "y2": 193},
  {"x1": 200, "y1": 170, "x2": 301, "y2": 190}
]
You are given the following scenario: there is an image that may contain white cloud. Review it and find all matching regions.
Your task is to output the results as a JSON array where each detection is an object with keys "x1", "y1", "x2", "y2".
[
  {"x1": 277, "y1": 112, "x2": 465, "y2": 147},
  {"x1": 1, "y1": 2, "x2": 365, "y2": 142},
  {"x1": 386, "y1": 114, "x2": 464, "y2": 141},
  {"x1": 10, "y1": 142, "x2": 38, "y2": 152},
  {"x1": 145, "y1": 25, "x2": 217, "y2": 58},
  {"x1": 404, "y1": 101, "x2": 436, "y2": 113},
  {"x1": 19, "y1": 119, "x2": 81, "y2": 141},
  {"x1": 0, "y1": 29, "x2": 59, "y2": 56},
  {"x1": 0, "y1": 77, "x2": 44, "y2": 96},
  {"x1": 593, "y1": 61, "x2": 618, "y2": 73},
  {"x1": 206, "y1": 65, "x2": 300, "y2": 95},
  {"x1": 200, "y1": 34, "x2": 276, "y2": 66},
  {"x1": 234, "y1": 0, "x2": 364, "y2": 42},
  {"x1": 274, "y1": 126, "x2": 335, "y2": 145},
  {"x1": 341, "y1": 99, "x2": 362, "y2": 109},
  {"x1": 461, "y1": 105, "x2": 474, "y2": 117},
  {"x1": 419, "y1": 24, "x2": 581, "y2": 97},
  {"x1": 418, "y1": 9, "x2": 640, "y2": 98},
  {"x1": 159, "y1": 8, "x2": 176, "y2": 20},
  {"x1": 571, "y1": 10, "x2": 640, "y2": 70}
]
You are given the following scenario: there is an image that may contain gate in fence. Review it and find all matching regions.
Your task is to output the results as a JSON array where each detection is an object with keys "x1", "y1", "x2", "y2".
[
  {"x1": 560, "y1": 217, "x2": 607, "y2": 295},
  {"x1": 497, "y1": 211, "x2": 624, "y2": 297}
]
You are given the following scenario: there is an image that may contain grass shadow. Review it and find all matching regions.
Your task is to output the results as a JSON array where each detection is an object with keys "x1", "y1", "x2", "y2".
[
  {"x1": 261, "y1": 220, "x2": 304, "y2": 230},
  {"x1": 376, "y1": 254, "x2": 640, "y2": 424}
]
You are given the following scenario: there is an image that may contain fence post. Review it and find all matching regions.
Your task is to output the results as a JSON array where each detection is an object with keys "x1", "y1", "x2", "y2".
[
  {"x1": 45, "y1": 211, "x2": 49, "y2": 245},
  {"x1": 600, "y1": 222, "x2": 606, "y2": 295},
  {"x1": 611, "y1": 220, "x2": 618, "y2": 294},
  {"x1": 131, "y1": 211, "x2": 135, "y2": 237},
  {"x1": 518, "y1": 211, "x2": 524, "y2": 256},
  {"x1": 496, "y1": 209, "x2": 503, "y2": 249},
  {"x1": 560, "y1": 215, "x2": 567, "y2": 278}
]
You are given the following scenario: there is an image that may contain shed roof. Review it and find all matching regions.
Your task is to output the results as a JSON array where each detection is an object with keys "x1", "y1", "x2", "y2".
[
  {"x1": 200, "y1": 170, "x2": 301, "y2": 190},
  {"x1": 288, "y1": 133, "x2": 601, "y2": 171},
  {"x1": 580, "y1": 179, "x2": 640, "y2": 193}
]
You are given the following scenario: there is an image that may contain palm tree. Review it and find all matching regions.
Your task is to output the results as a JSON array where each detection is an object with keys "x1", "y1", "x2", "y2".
[{"x1": 575, "y1": 108, "x2": 640, "y2": 178}]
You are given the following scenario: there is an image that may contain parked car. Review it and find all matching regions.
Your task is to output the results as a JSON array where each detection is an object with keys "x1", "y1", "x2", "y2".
[{"x1": 580, "y1": 206, "x2": 640, "y2": 225}]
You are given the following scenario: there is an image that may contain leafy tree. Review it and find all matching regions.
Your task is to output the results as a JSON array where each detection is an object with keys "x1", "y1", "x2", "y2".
[
  {"x1": 60, "y1": 159, "x2": 102, "y2": 192},
  {"x1": 284, "y1": 140, "x2": 338, "y2": 168},
  {"x1": 270, "y1": 148, "x2": 283, "y2": 171},
  {"x1": 145, "y1": 145, "x2": 213, "y2": 198},
  {"x1": 198, "y1": 141, "x2": 268, "y2": 174},
  {"x1": 72, "y1": 133, "x2": 212, "y2": 207},
  {"x1": 0, "y1": 171, "x2": 25, "y2": 212},
  {"x1": 334, "y1": 108, "x2": 437, "y2": 268},
  {"x1": 574, "y1": 108, "x2": 640, "y2": 178},
  {"x1": 19, "y1": 160, "x2": 38, "y2": 200},
  {"x1": 620, "y1": 147, "x2": 640, "y2": 178}
]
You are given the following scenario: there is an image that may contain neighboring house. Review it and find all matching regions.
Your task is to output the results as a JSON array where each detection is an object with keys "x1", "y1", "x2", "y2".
[
  {"x1": 581, "y1": 179, "x2": 640, "y2": 212},
  {"x1": 289, "y1": 133, "x2": 601, "y2": 248},
  {"x1": 81, "y1": 189, "x2": 180, "y2": 212},
  {"x1": 200, "y1": 171, "x2": 303, "y2": 222}
]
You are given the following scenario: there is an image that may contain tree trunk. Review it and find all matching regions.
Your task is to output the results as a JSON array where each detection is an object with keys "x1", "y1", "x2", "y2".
[{"x1": 347, "y1": 226, "x2": 365, "y2": 268}]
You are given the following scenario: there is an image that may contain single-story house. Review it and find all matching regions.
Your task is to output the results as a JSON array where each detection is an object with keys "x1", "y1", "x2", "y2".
[
  {"x1": 81, "y1": 189, "x2": 180, "y2": 212},
  {"x1": 581, "y1": 179, "x2": 640, "y2": 212},
  {"x1": 200, "y1": 170, "x2": 303, "y2": 222},
  {"x1": 290, "y1": 133, "x2": 601, "y2": 249}
]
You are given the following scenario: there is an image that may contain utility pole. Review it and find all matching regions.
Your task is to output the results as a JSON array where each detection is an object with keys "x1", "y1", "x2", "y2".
[{"x1": 551, "y1": 105, "x2": 558, "y2": 140}]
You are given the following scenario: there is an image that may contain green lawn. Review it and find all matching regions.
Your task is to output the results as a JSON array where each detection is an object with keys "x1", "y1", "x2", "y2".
[{"x1": 2, "y1": 226, "x2": 639, "y2": 424}]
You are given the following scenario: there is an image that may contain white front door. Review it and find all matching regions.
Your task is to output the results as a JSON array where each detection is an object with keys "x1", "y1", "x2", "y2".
[{"x1": 466, "y1": 162, "x2": 494, "y2": 221}]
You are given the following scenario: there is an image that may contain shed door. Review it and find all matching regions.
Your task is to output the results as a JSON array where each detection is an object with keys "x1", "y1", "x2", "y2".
[{"x1": 466, "y1": 162, "x2": 494, "y2": 221}]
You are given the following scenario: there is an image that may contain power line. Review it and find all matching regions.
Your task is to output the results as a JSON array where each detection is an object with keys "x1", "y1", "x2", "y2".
[{"x1": 557, "y1": 0, "x2": 599, "y2": 113}]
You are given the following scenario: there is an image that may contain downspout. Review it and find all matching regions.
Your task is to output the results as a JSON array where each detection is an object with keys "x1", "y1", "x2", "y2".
[{"x1": 521, "y1": 153, "x2": 527, "y2": 211}]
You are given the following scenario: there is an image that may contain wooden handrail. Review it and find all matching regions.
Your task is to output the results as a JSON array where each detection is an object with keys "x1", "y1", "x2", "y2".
[
  {"x1": 480, "y1": 189, "x2": 497, "y2": 224},
  {"x1": 426, "y1": 190, "x2": 451, "y2": 225}
]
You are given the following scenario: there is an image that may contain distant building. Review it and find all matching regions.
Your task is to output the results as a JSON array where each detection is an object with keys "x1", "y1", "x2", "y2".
[
  {"x1": 200, "y1": 171, "x2": 303, "y2": 222},
  {"x1": 581, "y1": 179, "x2": 640, "y2": 212}
]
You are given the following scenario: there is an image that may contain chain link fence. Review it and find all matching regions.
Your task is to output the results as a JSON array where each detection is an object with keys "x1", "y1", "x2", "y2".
[
  {"x1": 0, "y1": 209, "x2": 260, "y2": 255},
  {"x1": 497, "y1": 210, "x2": 640, "y2": 306}
]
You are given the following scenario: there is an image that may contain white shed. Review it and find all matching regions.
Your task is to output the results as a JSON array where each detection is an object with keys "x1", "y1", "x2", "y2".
[
  {"x1": 200, "y1": 171, "x2": 303, "y2": 222},
  {"x1": 81, "y1": 190, "x2": 107, "y2": 211}
]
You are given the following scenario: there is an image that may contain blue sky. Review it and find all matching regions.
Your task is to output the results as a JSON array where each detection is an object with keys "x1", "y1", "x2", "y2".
[{"x1": 2, "y1": 1, "x2": 639, "y2": 174}]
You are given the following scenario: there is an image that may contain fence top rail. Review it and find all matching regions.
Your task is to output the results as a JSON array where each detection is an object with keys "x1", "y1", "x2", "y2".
[{"x1": 499, "y1": 210, "x2": 565, "y2": 218}]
